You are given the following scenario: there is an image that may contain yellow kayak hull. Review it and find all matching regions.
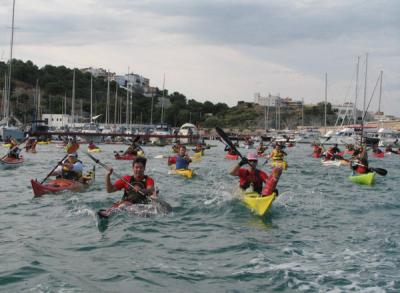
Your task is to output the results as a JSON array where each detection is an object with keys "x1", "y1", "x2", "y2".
[
  {"x1": 270, "y1": 160, "x2": 287, "y2": 169},
  {"x1": 241, "y1": 191, "x2": 276, "y2": 216},
  {"x1": 37, "y1": 141, "x2": 51, "y2": 145},
  {"x1": 88, "y1": 148, "x2": 101, "y2": 153},
  {"x1": 2, "y1": 143, "x2": 11, "y2": 148},
  {"x1": 169, "y1": 168, "x2": 194, "y2": 179}
]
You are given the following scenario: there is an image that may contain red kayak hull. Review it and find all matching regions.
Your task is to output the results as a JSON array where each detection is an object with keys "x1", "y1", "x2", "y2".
[
  {"x1": 31, "y1": 178, "x2": 87, "y2": 197},
  {"x1": 372, "y1": 152, "x2": 384, "y2": 158},
  {"x1": 225, "y1": 153, "x2": 239, "y2": 160},
  {"x1": 115, "y1": 154, "x2": 135, "y2": 160},
  {"x1": 0, "y1": 156, "x2": 24, "y2": 165}
]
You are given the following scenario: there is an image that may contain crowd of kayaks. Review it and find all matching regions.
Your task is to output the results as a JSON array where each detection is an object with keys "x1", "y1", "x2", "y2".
[{"x1": 1, "y1": 135, "x2": 392, "y2": 221}]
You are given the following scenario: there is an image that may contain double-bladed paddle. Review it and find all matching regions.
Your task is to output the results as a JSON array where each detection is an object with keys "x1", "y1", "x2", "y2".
[
  {"x1": 83, "y1": 151, "x2": 172, "y2": 211},
  {"x1": 40, "y1": 143, "x2": 79, "y2": 184}
]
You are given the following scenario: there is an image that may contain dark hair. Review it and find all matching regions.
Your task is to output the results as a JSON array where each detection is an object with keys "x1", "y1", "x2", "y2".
[{"x1": 132, "y1": 157, "x2": 147, "y2": 168}]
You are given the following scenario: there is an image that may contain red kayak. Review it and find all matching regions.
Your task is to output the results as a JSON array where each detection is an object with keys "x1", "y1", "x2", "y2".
[
  {"x1": 372, "y1": 152, "x2": 384, "y2": 158},
  {"x1": 312, "y1": 153, "x2": 322, "y2": 158},
  {"x1": 115, "y1": 153, "x2": 135, "y2": 160},
  {"x1": 0, "y1": 156, "x2": 24, "y2": 166},
  {"x1": 31, "y1": 170, "x2": 95, "y2": 197},
  {"x1": 225, "y1": 153, "x2": 239, "y2": 160}
]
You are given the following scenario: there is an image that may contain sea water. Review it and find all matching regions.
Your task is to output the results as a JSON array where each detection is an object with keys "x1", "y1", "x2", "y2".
[{"x1": 0, "y1": 142, "x2": 399, "y2": 292}]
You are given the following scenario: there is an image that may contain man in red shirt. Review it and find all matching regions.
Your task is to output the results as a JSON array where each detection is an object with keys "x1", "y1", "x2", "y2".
[
  {"x1": 105, "y1": 157, "x2": 156, "y2": 204},
  {"x1": 229, "y1": 152, "x2": 269, "y2": 194}
]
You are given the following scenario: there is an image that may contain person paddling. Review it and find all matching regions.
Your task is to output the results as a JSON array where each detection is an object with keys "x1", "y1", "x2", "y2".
[
  {"x1": 105, "y1": 157, "x2": 156, "y2": 204},
  {"x1": 257, "y1": 142, "x2": 267, "y2": 156},
  {"x1": 224, "y1": 144, "x2": 239, "y2": 156},
  {"x1": 312, "y1": 143, "x2": 323, "y2": 157},
  {"x1": 324, "y1": 144, "x2": 341, "y2": 161},
  {"x1": 175, "y1": 145, "x2": 192, "y2": 170},
  {"x1": 52, "y1": 153, "x2": 84, "y2": 180},
  {"x1": 8, "y1": 138, "x2": 21, "y2": 159},
  {"x1": 230, "y1": 152, "x2": 269, "y2": 194},
  {"x1": 123, "y1": 141, "x2": 142, "y2": 156},
  {"x1": 371, "y1": 144, "x2": 383, "y2": 154},
  {"x1": 269, "y1": 144, "x2": 287, "y2": 162},
  {"x1": 25, "y1": 138, "x2": 37, "y2": 152},
  {"x1": 88, "y1": 141, "x2": 98, "y2": 150},
  {"x1": 350, "y1": 146, "x2": 370, "y2": 174}
]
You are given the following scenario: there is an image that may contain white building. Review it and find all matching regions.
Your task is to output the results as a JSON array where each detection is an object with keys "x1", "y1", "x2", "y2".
[
  {"x1": 42, "y1": 114, "x2": 73, "y2": 129},
  {"x1": 114, "y1": 73, "x2": 150, "y2": 89},
  {"x1": 80, "y1": 67, "x2": 109, "y2": 78},
  {"x1": 254, "y1": 93, "x2": 281, "y2": 107}
]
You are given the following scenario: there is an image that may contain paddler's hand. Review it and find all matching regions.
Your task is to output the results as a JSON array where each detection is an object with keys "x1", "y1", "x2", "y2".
[{"x1": 239, "y1": 158, "x2": 248, "y2": 167}]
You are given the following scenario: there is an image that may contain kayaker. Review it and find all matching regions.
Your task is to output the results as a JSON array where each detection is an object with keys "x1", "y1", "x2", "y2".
[
  {"x1": 123, "y1": 141, "x2": 142, "y2": 156},
  {"x1": 385, "y1": 144, "x2": 399, "y2": 154},
  {"x1": 88, "y1": 141, "x2": 98, "y2": 150},
  {"x1": 105, "y1": 157, "x2": 156, "y2": 204},
  {"x1": 224, "y1": 145, "x2": 238, "y2": 156},
  {"x1": 193, "y1": 144, "x2": 204, "y2": 155},
  {"x1": 8, "y1": 138, "x2": 21, "y2": 159},
  {"x1": 269, "y1": 144, "x2": 287, "y2": 162},
  {"x1": 175, "y1": 146, "x2": 192, "y2": 169},
  {"x1": 312, "y1": 143, "x2": 323, "y2": 156},
  {"x1": 372, "y1": 144, "x2": 383, "y2": 154},
  {"x1": 25, "y1": 138, "x2": 37, "y2": 152},
  {"x1": 262, "y1": 167, "x2": 282, "y2": 197},
  {"x1": 60, "y1": 153, "x2": 84, "y2": 180},
  {"x1": 172, "y1": 141, "x2": 182, "y2": 153},
  {"x1": 229, "y1": 152, "x2": 268, "y2": 194},
  {"x1": 257, "y1": 142, "x2": 267, "y2": 155},
  {"x1": 324, "y1": 144, "x2": 341, "y2": 160},
  {"x1": 350, "y1": 146, "x2": 370, "y2": 174}
]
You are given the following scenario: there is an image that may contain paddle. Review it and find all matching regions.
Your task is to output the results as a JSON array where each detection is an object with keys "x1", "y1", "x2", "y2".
[
  {"x1": 83, "y1": 151, "x2": 172, "y2": 210},
  {"x1": 1, "y1": 136, "x2": 31, "y2": 161},
  {"x1": 40, "y1": 143, "x2": 79, "y2": 184},
  {"x1": 216, "y1": 127, "x2": 256, "y2": 168}
]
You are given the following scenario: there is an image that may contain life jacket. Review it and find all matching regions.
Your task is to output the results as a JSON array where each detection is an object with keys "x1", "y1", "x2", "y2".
[
  {"x1": 176, "y1": 155, "x2": 190, "y2": 169},
  {"x1": 272, "y1": 150, "x2": 284, "y2": 161},
  {"x1": 62, "y1": 160, "x2": 83, "y2": 180},
  {"x1": 240, "y1": 169, "x2": 264, "y2": 194},
  {"x1": 122, "y1": 175, "x2": 150, "y2": 204},
  {"x1": 353, "y1": 164, "x2": 369, "y2": 174},
  {"x1": 262, "y1": 176, "x2": 278, "y2": 197}
]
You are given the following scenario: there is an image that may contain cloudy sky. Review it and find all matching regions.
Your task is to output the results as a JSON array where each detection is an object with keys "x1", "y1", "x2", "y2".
[{"x1": 0, "y1": 0, "x2": 399, "y2": 115}]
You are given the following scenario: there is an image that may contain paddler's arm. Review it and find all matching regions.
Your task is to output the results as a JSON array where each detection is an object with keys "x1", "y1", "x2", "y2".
[
  {"x1": 229, "y1": 158, "x2": 247, "y2": 176},
  {"x1": 105, "y1": 168, "x2": 117, "y2": 193}
]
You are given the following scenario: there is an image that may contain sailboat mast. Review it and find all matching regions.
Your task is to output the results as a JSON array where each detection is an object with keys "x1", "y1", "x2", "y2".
[
  {"x1": 114, "y1": 84, "x2": 118, "y2": 124},
  {"x1": 161, "y1": 73, "x2": 165, "y2": 124},
  {"x1": 361, "y1": 53, "x2": 368, "y2": 145},
  {"x1": 6, "y1": 0, "x2": 16, "y2": 122},
  {"x1": 71, "y1": 69, "x2": 75, "y2": 127},
  {"x1": 90, "y1": 74, "x2": 93, "y2": 123},
  {"x1": 378, "y1": 70, "x2": 383, "y2": 113},
  {"x1": 106, "y1": 71, "x2": 110, "y2": 124},
  {"x1": 354, "y1": 56, "x2": 360, "y2": 124},
  {"x1": 324, "y1": 73, "x2": 327, "y2": 134},
  {"x1": 126, "y1": 68, "x2": 129, "y2": 128}
]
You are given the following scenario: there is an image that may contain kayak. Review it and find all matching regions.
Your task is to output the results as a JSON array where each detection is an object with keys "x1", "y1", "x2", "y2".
[
  {"x1": 241, "y1": 190, "x2": 276, "y2": 216},
  {"x1": 271, "y1": 160, "x2": 288, "y2": 169},
  {"x1": 115, "y1": 153, "x2": 135, "y2": 160},
  {"x1": 88, "y1": 148, "x2": 101, "y2": 153},
  {"x1": 31, "y1": 169, "x2": 95, "y2": 197},
  {"x1": 168, "y1": 168, "x2": 194, "y2": 179},
  {"x1": 372, "y1": 152, "x2": 384, "y2": 158},
  {"x1": 225, "y1": 153, "x2": 239, "y2": 160},
  {"x1": 97, "y1": 199, "x2": 172, "y2": 219},
  {"x1": 37, "y1": 141, "x2": 51, "y2": 145},
  {"x1": 0, "y1": 156, "x2": 24, "y2": 166},
  {"x1": 321, "y1": 159, "x2": 348, "y2": 167},
  {"x1": 348, "y1": 172, "x2": 375, "y2": 185},
  {"x1": 190, "y1": 153, "x2": 202, "y2": 162},
  {"x1": 2, "y1": 143, "x2": 11, "y2": 148}
]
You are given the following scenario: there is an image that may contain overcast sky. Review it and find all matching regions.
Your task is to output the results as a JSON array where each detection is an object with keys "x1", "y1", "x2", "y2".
[{"x1": 0, "y1": 0, "x2": 399, "y2": 115}]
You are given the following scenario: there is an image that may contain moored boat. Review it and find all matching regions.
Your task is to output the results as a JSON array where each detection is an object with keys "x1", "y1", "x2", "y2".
[
  {"x1": 241, "y1": 190, "x2": 276, "y2": 216},
  {"x1": 348, "y1": 172, "x2": 375, "y2": 185}
]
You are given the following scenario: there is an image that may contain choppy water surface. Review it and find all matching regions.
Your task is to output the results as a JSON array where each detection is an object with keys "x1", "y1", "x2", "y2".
[{"x1": 1, "y1": 142, "x2": 399, "y2": 292}]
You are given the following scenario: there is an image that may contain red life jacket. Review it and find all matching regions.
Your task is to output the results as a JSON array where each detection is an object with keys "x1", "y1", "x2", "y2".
[{"x1": 239, "y1": 169, "x2": 266, "y2": 194}]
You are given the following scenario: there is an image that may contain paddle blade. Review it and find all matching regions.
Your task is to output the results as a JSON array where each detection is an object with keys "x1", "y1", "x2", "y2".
[
  {"x1": 66, "y1": 143, "x2": 79, "y2": 154},
  {"x1": 371, "y1": 167, "x2": 387, "y2": 176}
]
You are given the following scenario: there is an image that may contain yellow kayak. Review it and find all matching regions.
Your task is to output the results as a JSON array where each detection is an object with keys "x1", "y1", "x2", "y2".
[
  {"x1": 37, "y1": 141, "x2": 51, "y2": 145},
  {"x1": 241, "y1": 191, "x2": 276, "y2": 216},
  {"x1": 270, "y1": 160, "x2": 287, "y2": 169},
  {"x1": 2, "y1": 143, "x2": 11, "y2": 148},
  {"x1": 169, "y1": 168, "x2": 194, "y2": 179},
  {"x1": 88, "y1": 148, "x2": 101, "y2": 153}
]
